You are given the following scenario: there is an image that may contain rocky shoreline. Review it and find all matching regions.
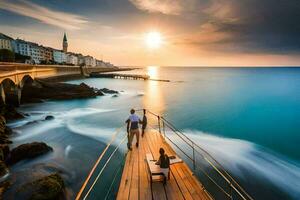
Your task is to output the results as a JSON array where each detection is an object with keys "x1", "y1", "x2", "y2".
[{"x1": 0, "y1": 78, "x2": 119, "y2": 199}]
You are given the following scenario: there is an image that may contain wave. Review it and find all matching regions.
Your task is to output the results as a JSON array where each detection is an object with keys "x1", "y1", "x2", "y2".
[
  {"x1": 66, "y1": 122, "x2": 126, "y2": 144},
  {"x1": 11, "y1": 108, "x2": 115, "y2": 141},
  {"x1": 183, "y1": 130, "x2": 300, "y2": 199}
]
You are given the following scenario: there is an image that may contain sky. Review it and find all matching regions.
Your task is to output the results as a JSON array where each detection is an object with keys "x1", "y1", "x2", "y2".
[{"x1": 0, "y1": 0, "x2": 300, "y2": 66}]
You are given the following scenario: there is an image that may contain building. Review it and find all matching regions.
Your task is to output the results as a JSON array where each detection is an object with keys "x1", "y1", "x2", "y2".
[
  {"x1": 76, "y1": 54, "x2": 85, "y2": 66},
  {"x1": 66, "y1": 53, "x2": 78, "y2": 65},
  {"x1": 14, "y1": 39, "x2": 30, "y2": 56},
  {"x1": 0, "y1": 33, "x2": 14, "y2": 51},
  {"x1": 42, "y1": 47, "x2": 54, "y2": 63},
  {"x1": 53, "y1": 50, "x2": 66, "y2": 64},
  {"x1": 96, "y1": 59, "x2": 108, "y2": 67},
  {"x1": 84, "y1": 55, "x2": 96, "y2": 67},
  {"x1": 14, "y1": 39, "x2": 46, "y2": 64},
  {"x1": 63, "y1": 33, "x2": 68, "y2": 53},
  {"x1": 104, "y1": 62, "x2": 115, "y2": 68},
  {"x1": 30, "y1": 44, "x2": 44, "y2": 64}
]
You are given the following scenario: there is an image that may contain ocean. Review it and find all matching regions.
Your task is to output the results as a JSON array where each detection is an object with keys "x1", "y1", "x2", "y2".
[{"x1": 6, "y1": 67, "x2": 300, "y2": 199}]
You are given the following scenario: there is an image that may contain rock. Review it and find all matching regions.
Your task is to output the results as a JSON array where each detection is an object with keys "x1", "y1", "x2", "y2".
[
  {"x1": 0, "y1": 104, "x2": 24, "y2": 121},
  {"x1": 45, "y1": 116, "x2": 54, "y2": 120},
  {"x1": 100, "y1": 88, "x2": 119, "y2": 94},
  {"x1": 0, "y1": 181, "x2": 10, "y2": 200},
  {"x1": 21, "y1": 80, "x2": 101, "y2": 102},
  {"x1": 17, "y1": 173, "x2": 65, "y2": 200},
  {"x1": 5, "y1": 126, "x2": 12, "y2": 135},
  {"x1": 95, "y1": 89, "x2": 104, "y2": 96},
  {"x1": 112, "y1": 94, "x2": 119, "y2": 98},
  {"x1": 0, "y1": 161, "x2": 8, "y2": 177},
  {"x1": 0, "y1": 144, "x2": 9, "y2": 161},
  {"x1": 8, "y1": 142, "x2": 53, "y2": 165},
  {"x1": 0, "y1": 115, "x2": 13, "y2": 145}
]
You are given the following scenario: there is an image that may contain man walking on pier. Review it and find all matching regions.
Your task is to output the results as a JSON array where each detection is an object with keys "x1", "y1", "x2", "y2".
[{"x1": 126, "y1": 109, "x2": 142, "y2": 150}]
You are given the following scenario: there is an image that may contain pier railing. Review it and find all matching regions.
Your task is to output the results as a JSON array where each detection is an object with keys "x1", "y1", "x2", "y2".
[
  {"x1": 76, "y1": 125, "x2": 128, "y2": 200},
  {"x1": 139, "y1": 109, "x2": 253, "y2": 200}
]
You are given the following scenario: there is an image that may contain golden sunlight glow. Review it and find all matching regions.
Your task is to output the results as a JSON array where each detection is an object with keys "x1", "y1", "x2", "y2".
[
  {"x1": 147, "y1": 66, "x2": 158, "y2": 79},
  {"x1": 143, "y1": 66, "x2": 165, "y2": 116},
  {"x1": 145, "y1": 31, "x2": 162, "y2": 49}
]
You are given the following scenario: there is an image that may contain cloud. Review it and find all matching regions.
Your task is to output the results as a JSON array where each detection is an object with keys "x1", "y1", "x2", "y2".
[
  {"x1": 0, "y1": 0, "x2": 87, "y2": 30},
  {"x1": 129, "y1": 0, "x2": 200, "y2": 15},
  {"x1": 174, "y1": 0, "x2": 300, "y2": 54}
]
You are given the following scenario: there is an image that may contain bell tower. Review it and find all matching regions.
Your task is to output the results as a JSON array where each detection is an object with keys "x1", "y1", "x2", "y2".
[{"x1": 63, "y1": 32, "x2": 68, "y2": 52}]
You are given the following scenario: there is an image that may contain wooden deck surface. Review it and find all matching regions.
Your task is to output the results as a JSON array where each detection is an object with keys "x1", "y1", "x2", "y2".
[{"x1": 116, "y1": 129, "x2": 212, "y2": 200}]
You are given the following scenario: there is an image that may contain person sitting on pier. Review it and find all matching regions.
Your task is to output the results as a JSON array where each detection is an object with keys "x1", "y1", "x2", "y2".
[
  {"x1": 142, "y1": 109, "x2": 147, "y2": 137},
  {"x1": 155, "y1": 148, "x2": 170, "y2": 184},
  {"x1": 126, "y1": 109, "x2": 142, "y2": 150}
]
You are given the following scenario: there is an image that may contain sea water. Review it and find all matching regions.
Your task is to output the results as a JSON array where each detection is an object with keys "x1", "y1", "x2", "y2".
[{"x1": 6, "y1": 67, "x2": 300, "y2": 199}]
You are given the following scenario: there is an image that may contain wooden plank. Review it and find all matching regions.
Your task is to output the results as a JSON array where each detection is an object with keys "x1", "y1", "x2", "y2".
[
  {"x1": 180, "y1": 164, "x2": 211, "y2": 200},
  {"x1": 164, "y1": 171, "x2": 185, "y2": 200},
  {"x1": 139, "y1": 132, "x2": 152, "y2": 200},
  {"x1": 117, "y1": 150, "x2": 133, "y2": 200},
  {"x1": 129, "y1": 137, "x2": 139, "y2": 200}
]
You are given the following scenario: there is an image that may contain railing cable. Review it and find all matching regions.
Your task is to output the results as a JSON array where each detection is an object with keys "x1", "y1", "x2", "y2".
[
  {"x1": 76, "y1": 125, "x2": 125, "y2": 200},
  {"x1": 83, "y1": 135, "x2": 127, "y2": 200}
]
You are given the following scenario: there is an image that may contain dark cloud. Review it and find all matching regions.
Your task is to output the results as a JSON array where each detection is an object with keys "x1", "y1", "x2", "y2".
[{"x1": 188, "y1": 0, "x2": 300, "y2": 53}]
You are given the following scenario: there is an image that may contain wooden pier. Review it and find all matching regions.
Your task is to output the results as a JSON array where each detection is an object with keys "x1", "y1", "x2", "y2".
[
  {"x1": 90, "y1": 73, "x2": 150, "y2": 80},
  {"x1": 116, "y1": 129, "x2": 212, "y2": 200},
  {"x1": 76, "y1": 110, "x2": 253, "y2": 200}
]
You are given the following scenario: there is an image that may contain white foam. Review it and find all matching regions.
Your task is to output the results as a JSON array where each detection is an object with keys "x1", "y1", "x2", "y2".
[
  {"x1": 11, "y1": 108, "x2": 115, "y2": 142},
  {"x1": 183, "y1": 130, "x2": 300, "y2": 198},
  {"x1": 65, "y1": 145, "x2": 72, "y2": 157},
  {"x1": 66, "y1": 122, "x2": 125, "y2": 143}
]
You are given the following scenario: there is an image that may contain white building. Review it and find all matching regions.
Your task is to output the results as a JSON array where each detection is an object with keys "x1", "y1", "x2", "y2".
[
  {"x1": 14, "y1": 39, "x2": 30, "y2": 56},
  {"x1": 14, "y1": 39, "x2": 45, "y2": 64},
  {"x1": 0, "y1": 33, "x2": 14, "y2": 51},
  {"x1": 66, "y1": 53, "x2": 78, "y2": 65},
  {"x1": 30, "y1": 44, "x2": 44, "y2": 64},
  {"x1": 77, "y1": 54, "x2": 85, "y2": 66},
  {"x1": 53, "y1": 50, "x2": 67, "y2": 64}
]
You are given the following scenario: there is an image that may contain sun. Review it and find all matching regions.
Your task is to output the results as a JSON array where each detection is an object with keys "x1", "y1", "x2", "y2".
[{"x1": 145, "y1": 31, "x2": 162, "y2": 49}]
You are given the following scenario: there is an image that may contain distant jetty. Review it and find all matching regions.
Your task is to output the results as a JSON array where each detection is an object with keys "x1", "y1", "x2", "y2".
[{"x1": 90, "y1": 72, "x2": 170, "y2": 82}]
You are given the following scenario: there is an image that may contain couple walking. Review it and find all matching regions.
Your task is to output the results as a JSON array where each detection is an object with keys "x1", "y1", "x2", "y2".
[{"x1": 125, "y1": 109, "x2": 147, "y2": 150}]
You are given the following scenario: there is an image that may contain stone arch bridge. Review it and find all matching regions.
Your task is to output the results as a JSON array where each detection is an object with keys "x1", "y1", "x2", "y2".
[{"x1": 0, "y1": 65, "x2": 57, "y2": 105}]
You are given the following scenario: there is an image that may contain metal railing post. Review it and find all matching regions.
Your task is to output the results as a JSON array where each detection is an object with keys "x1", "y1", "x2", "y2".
[
  {"x1": 229, "y1": 182, "x2": 233, "y2": 200},
  {"x1": 158, "y1": 116, "x2": 161, "y2": 134},
  {"x1": 192, "y1": 142, "x2": 196, "y2": 170},
  {"x1": 162, "y1": 120, "x2": 166, "y2": 139}
]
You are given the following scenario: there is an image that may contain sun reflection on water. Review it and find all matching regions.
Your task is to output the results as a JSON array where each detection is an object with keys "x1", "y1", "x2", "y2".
[{"x1": 143, "y1": 66, "x2": 165, "y2": 117}]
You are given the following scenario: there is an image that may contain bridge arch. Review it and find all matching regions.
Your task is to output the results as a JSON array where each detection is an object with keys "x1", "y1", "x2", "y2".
[
  {"x1": 0, "y1": 76, "x2": 17, "y2": 85},
  {"x1": 0, "y1": 78, "x2": 17, "y2": 105},
  {"x1": 19, "y1": 74, "x2": 34, "y2": 89}
]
